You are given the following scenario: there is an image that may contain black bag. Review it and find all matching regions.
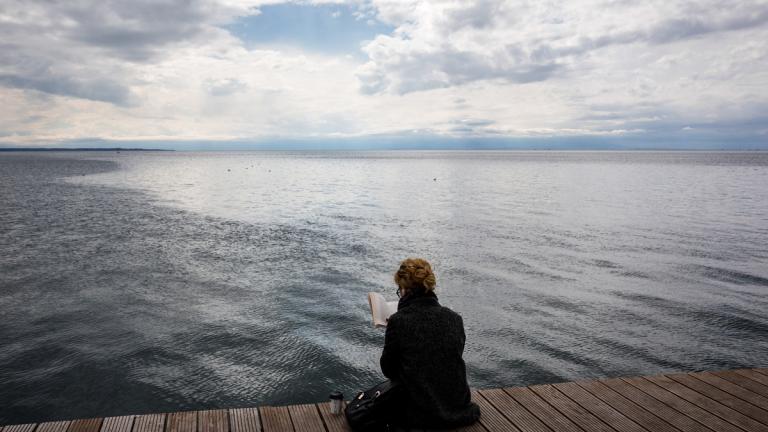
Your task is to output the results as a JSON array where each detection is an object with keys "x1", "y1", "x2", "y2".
[{"x1": 345, "y1": 380, "x2": 402, "y2": 431}]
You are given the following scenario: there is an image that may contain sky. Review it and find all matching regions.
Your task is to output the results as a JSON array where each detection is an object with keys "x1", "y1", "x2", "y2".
[{"x1": 1, "y1": 0, "x2": 767, "y2": 149}]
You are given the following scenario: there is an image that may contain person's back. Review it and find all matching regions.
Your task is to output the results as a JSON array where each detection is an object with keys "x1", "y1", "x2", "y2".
[{"x1": 380, "y1": 258, "x2": 480, "y2": 429}]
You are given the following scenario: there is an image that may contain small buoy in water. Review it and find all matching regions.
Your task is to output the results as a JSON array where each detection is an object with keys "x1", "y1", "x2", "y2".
[
  {"x1": 433, "y1": 177, "x2": 437, "y2": 181},
  {"x1": 227, "y1": 169, "x2": 231, "y2": 172}
]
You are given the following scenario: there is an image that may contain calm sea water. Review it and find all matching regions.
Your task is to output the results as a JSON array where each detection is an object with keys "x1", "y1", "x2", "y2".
[{"x1": 1, "y1": 151, "x2": 767, "y2": 424}]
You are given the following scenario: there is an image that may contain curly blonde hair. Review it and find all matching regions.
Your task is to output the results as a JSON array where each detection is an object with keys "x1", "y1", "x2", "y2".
[{"x1": 394, "y1": 258, "x2": 436, "y2": 295}]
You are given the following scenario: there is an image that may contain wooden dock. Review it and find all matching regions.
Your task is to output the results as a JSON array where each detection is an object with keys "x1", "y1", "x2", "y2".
[{"x1": 2, "y1": 368, "x2": 768, "y2": 431}]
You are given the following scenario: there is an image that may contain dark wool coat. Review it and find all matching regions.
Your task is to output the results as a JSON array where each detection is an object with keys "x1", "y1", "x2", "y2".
[{"x1": 380, "y1": 293, "x2": 480, "y2": 429}]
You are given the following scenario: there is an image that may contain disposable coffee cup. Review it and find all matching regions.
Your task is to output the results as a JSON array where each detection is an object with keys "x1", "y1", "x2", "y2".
[{"x1": 329, "y1": 391, "x2": 343, "y2": 414}]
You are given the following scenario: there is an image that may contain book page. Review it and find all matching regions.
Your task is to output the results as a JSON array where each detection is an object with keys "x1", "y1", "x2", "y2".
[{"x1": 368, "y1": 292, "x2": 398, "y2": 327}]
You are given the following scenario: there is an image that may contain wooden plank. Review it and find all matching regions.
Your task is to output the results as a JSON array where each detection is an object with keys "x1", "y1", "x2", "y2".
[
  {"x1": 478, "y1": 388, "x2": 550, "y2": 432},
  {"x1": 643, "y1": 375, "x2": 767, "y2": 432},
  {"x1": 602, "y1": 378, "x2": 712, "y2": 432},
  {"x1": 718, "y1": 370, "x2": 768, "y2": 398},
  {"x1": 528, "y1": 384, "x2": 614, "y2": 432},
  {"x1": 199, "y1": 410, "x2": 227, "y2": 432},
  {"x1": 696, "y1": 371, "x2": 768, "y2": 410},
  {"x1": 554, "y1": 381, "x2": 647, "y2": 432},
  {"x1": 667, "y1": 373, "x2": 768, "y2": 425},
  {"x1": 316, "y1": 402, "x2": 350, "y2": 432},
  {"x1": 577, "y1": 380, "x2": 679, "y2": 432},
  {"x1": 100, "y1": 416, "x2": 133, "y2": 432},
  {"x1": 286, "y1": 404, "x2": 323, "y2": 432},
  {"x1": 504, "y1": 387, "x2": 582, "y2": 432},
  {"x1": 736, "y1": 369, "x2": 768, "y2": 388},
  {"x1": 621, "y1": 377, "x2": 741, "y2": 432},
  {"x1": 471, "y1": 390, "x2": 521, "y2": 432},
  {"x1": 132, "y1": 414, "x2": 165, "y2": 432},
  {"x1": 259, "y1": 407, "x2": 293, "y2": 432},
  {"x1": 469, "y1": 391, "x2": 509, "y2": 431},
  {"x1": 68, "y1": 419, "x2": 102, "y2": 432},
  {"x1": 2, "y1": 424, "x2": 37, "y2": 432},
  {"x1": 37, "y1": 422, "x2": 71, "y2": 432},
  {"x1": 167, "y1": 412, "x2": 196, "y2": 432},
  {"x1": 652, "y1": 374, "x2": 768, "y2": 432},
  {"x1": 12, "y1": 368, "x2": 768, "y2": 432},
  {"x1": 230, "y1": 408, "x2": 261, "y2": 432}
]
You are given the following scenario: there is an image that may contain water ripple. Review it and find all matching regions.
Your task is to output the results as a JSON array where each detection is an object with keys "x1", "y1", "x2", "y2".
[{"x1": 1, "y1": 151, "x2": 768, "y2": 424}]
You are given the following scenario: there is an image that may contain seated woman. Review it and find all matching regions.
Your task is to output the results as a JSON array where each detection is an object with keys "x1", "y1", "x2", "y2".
[{"x1": 381, "y1": 258, "x2": 480, "y2": 430}]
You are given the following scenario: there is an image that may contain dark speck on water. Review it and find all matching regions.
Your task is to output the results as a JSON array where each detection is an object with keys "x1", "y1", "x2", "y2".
[{"x1": 1, "y1": 150, "x2": 767, "y2": 424}]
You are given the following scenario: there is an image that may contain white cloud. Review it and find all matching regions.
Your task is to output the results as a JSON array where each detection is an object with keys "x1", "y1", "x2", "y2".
[
  {"x1": 0, "y1": 0, "x2": 265, "y2": 105},
  {"x1": 359, "y1": 0, "x2": 768, "y2": 94},
  {"x1": 353, "y1": 0, "x2": 768, "y2": 139},
  {"x1": 0, "y1": 0, "x2": 767, "y2": 145}
]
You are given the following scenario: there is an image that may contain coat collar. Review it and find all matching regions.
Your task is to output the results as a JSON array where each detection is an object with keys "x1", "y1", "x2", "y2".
[{"x1": 398, "y1": 292, "x2": 440, "y2": 311}]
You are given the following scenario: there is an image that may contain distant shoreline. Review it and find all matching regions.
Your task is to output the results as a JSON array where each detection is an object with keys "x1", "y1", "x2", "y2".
[
  {"x1": 1, "y1": 147, "x2": 766, "y2": 152},
  {"x1": 0, "y1": 148, "x2": 173, "y2": 152}
]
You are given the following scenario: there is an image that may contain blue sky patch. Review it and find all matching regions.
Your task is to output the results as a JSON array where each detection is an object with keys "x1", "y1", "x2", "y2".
[{"x1": 226, "y1": 3, "x2": 393, "y2": 55}]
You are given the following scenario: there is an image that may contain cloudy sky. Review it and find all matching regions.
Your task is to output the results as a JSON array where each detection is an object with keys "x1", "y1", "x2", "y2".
[{"x1": 1, "y1": 0, "x2": 767, "y2": 148}]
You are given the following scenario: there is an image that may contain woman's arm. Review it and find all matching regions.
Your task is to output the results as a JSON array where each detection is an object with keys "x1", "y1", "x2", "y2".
[{"x1": 380, "y1": 317, "x2": 400, "y2": 379}]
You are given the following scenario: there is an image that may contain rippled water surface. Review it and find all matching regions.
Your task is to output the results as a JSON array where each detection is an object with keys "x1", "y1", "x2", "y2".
[{"x1": 1, "y1": 151, "x2": 767, "y2": 424}]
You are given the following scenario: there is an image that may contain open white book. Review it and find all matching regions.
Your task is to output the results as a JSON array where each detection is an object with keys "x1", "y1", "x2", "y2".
[{"x1": 368, "y1": 292, "x2": 398, "y2": 328}]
